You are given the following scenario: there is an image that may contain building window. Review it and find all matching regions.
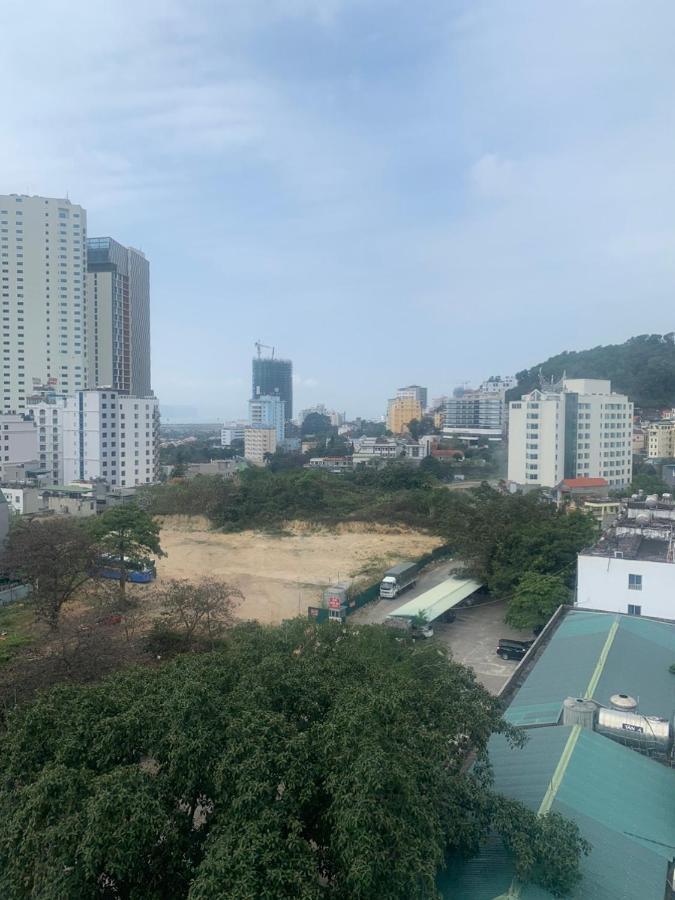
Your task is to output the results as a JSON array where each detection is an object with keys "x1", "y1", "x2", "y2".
[
  {"x1": 627, "y1": 604, "x2": 642, "y2": 616},
  {"x1": 628, "y1": 574, "x2": 642, "y2": 591}
]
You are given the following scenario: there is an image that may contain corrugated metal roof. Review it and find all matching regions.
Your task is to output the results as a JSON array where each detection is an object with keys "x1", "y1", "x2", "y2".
[
  {"x1": 388, "y1": 577, "x2": 482, "y2": 622},
  {"x1": 440, "y1": 726, "x2": 675, "y2": 900},
  {"x1": 505, "y1": 610, "x2": 675, "y2": 726}
]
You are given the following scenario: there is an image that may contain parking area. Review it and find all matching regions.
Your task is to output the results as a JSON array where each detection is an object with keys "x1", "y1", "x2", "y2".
[
  {"x1": 350, "y1": 560, "x2": 533, "y2": 695},
  {"x1": 432, "y1": 600, "x2": 533, "y2": 694}
]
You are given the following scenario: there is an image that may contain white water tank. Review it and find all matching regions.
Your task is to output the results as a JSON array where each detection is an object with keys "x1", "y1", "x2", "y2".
[
  {"x1": 562, "y1": 697, "x2": 597, "y2": 729},
  {"x1": 610, "y1": 693, "x2": 638, "y2": 711},
  {"x1": 635, "y1": 512, "x2": 651, "y2": 525},
  {"x1": 645, "y1": 494, "x2": 659, "y2": 508}
]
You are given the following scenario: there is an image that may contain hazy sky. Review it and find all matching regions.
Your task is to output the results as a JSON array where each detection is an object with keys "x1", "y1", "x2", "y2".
[{"x1": 2, "y1": 1, "x2": 675, "y2": 420}]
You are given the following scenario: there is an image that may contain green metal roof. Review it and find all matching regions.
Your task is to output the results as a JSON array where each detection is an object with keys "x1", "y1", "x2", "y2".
[
  {"x1": 505, "y1": 610, "x2": 675, "y2": 727},
  {"x1": 439, "y1": 725, "x2": 675, "y2": 900},
  {"x1": 388, "y1": 577, "x2": 483, "y2": 622}
]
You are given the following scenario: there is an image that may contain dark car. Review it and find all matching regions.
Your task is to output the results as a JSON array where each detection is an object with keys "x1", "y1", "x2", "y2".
[{"x1": 496, "y1": 638, "x2": 534, "y2": 661}]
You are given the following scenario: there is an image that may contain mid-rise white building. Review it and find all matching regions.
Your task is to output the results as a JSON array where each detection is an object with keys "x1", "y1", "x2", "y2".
[
  {"x1": 249, "y1": 395, "x2": 285, "y2": 443},
  {"x1": 27, "y1": 390, "x2": 67, "y2": 485},
  {"x1": 0, "y1": 194, "x2": 88, "y2": 412},
  {"x1": 508, "y1": 378, "x2": 633, "y2": 489},
  {"x1": 478, "y1": 374, "x2": 516, "y2": 395},
  {"x1": 62, "y1": 388, "x2": 159, "y2": 488},
  {"x1": 221, "y1": 422, "x2": 246, "y2": 447},
  {"x1": 0, "y1": 414, "x2": 38, "y2": 481},
  {"x1": 443, "y1": 392, "x2": 505, "y2": 439},
  {"x1": 1, "y1": 486, "x2": 41, "y2": 515},
  {"x1": 577, "y1": 497, "x2": 675, "y2": 619},
  {"x1": 244, "y1": 426, "x2": 276, "y2": 465},
  {"x1": 646, "y1": 422, "x2": 675, "y2": 459}
]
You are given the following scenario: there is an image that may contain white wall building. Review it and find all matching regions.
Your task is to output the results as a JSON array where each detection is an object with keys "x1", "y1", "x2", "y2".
[
  {"x1": 1, "y1": 486, "x2": 41, "y2": 515},
  {"x1": 443, "y1": 392, "x2": 505, "y2": 437},
  {"x1": 397, "y1": 385, "x2": 427, "y2": 410},
  {"x1": 0, "y1": 194, "x2": 88, "y2": 412},
  {"x1": 27, "y1": 393, "x2": 67, "y2": 485},
  {"x1": 221, "y1": 422, "x2": 246, "y2": 447},
  {"x1": 249, "y1": 395, "x2": 285, "y2": 443},
  {"x1": 577, "y1": 499, "x2": 675, "y2": 619},
  {"x1": 62, "y1": 389, "x2": 159, "y2": 488},
  {"x1": 244, "y1": 426, "x2": 276, "y2": 465},
  {"x1": 508, "y1": 378, "x2": 633, "y2": 489},
  {"x1": 478, "y1": 375, "x2": 516, "y2": 395},
  {"x1": 0, "y1": 414, "x2": 38, "y2": 481}
]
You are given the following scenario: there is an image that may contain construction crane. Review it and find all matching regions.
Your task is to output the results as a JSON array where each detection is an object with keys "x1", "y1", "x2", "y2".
[{"x1": 254, "y1": 340, "x2": 275, "y2": 359}]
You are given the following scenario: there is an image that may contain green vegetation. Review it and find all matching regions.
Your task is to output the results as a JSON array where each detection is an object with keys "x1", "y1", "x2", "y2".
[
  {"x1": 0, "y1": 619, "x2": 588, "y2": 899},
  {"x1": 160, "y1": 438, "x2": 238, "y2": 468},
  {"x1": 92, "y1": 505, "x2": 164, "y2": 603},
  {"x1": 505, "y1": 573, "x2": 571, "y2": 630},
  {"x1": 143, "y1": 464, "x2": 450, "y2": 531},
  {"x1": 510, "y1": 333, "x2": 675, "y2": 408},
  {"x1": 436, "y1": 485, "x2": 597, "y2": 612},
  {"x1": 0, "y1": 604, "x2": 34, "y2": 668}
]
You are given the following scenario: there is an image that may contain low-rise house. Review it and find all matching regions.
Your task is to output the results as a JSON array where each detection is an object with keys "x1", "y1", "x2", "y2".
[
  {"x1": 1, "y1": 486, "x2": 41, "y2": 515},
  {"x1": 307, "y1": 456, "x2": 353, "y2": 470},
  {"x1": 185, "y1": 459, "x2": 242, "y2": 479}
]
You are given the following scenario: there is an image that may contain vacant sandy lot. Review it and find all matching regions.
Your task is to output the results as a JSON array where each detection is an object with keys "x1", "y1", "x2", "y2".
[{"x1": 156, "y1": 518, "x2": 442, "y2": 624}]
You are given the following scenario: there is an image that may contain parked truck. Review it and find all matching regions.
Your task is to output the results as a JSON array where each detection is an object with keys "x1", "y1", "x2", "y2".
[{"x1": 379, "y1": 561, "x2": 418, "y2": 599}]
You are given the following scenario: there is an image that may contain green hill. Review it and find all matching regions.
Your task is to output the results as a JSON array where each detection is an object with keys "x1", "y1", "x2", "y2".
[{"x1": 508, "y1": 334, "x2": 675, "y2": 409}]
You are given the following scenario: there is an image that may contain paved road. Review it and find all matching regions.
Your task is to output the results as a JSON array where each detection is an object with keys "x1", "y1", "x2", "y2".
[
  {"x1": 351, "y1": 559, "x2": 533, "y2": 695},
  {"x1": 350, "y1": 558, "x2": 460, "y2": 626}
]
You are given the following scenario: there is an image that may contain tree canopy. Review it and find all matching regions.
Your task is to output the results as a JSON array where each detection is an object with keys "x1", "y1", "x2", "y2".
[
  {"x1": 505, "y1": 573, "x2": 571, "y2": 630},
  {"x1": 509, "y1": 333, "x2": 675, "y2": 408},
  {"x1": 92, "y1": 504, "x2": 164, "y2": 601},
  {"x1": 1, "y1": 518, "x2": 97, "y2": 629},
  {"x1": 0, "y1": 620, "x2": 588, "y2": 899}
]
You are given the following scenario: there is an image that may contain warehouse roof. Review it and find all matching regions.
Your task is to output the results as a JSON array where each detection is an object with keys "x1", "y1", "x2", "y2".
[
  {"x1": 389, "y1": 577, "x2": 483, "y2": 623},
  {"x1": 438, "y1": 724, "x2": 675, "y2": 900},
  {"x1": 505, "y1": 610, "x2": 675, "y2": 727}
]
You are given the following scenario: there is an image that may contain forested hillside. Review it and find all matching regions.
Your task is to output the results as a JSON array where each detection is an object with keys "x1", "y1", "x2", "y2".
[{"x1": 509, "y1": 334, "x2": 675, "y2": 408}]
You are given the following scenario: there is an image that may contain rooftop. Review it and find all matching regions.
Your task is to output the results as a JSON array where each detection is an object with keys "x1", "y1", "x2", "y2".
[
  {"x1": 439, "y1": 725, "x2": 675, "y2": 900},
  {"x1": 583, "y1": 527, "x2": 674, "y2": 563},
  {"x1": 440, "y1": 608, "x2": 675, "y2": 899},
  {"x1": 559, "y1": 477, "x2": 608, "y2": 489}
]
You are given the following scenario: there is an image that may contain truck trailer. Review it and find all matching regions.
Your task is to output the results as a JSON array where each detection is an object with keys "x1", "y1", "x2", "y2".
[{"x1": 379, "y1": 561, "x2": 418, "y2": 599}]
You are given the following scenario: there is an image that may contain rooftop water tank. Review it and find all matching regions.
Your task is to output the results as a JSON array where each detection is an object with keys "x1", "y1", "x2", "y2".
[
  {"x1": 645, "y1": 494, "x2": 659, "y2": 508},
  {"x1": 635, "y1": 512, "x2": 651, "y2": 525},
  {"x1": 562, "y1": 697, "x2": 597, "y2": 729},
  {"x1": 663, "y1": 493, "x2": 672, "y2": 501},
  {"x1": 596, "y1": 707, "x2": 672, "y2": 752},
  {"x1": 610, "y1": 693, "x2": 638, "y2": 711}
]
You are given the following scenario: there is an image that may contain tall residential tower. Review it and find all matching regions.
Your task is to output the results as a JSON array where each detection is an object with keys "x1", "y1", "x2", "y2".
[
  {"x1": 87, "y1": 237, "x2": 151, "y2": 396},
  {"x1": 0, "y1": 194, "x2": 88, "y2": 412}
]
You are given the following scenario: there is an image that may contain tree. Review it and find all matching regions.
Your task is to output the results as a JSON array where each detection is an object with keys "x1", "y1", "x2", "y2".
[
  {"x1": 154, "y1": 578, "x2": 242, "y2": 648},
  {"x1": 92, "y1": 504, "x2": 164, "y2": 603},
  {"x1": 505, "y1": 573, "x2": 571, "y2": 630},
  {"x1": 301, "y1": 412, "x2": 332, "y2": 436},
  {"x1": 0, "y1": 620, "x2": 588, "y2": 899},
  {"x1": 1, "y1": 518, "x2": 97, "y2": 630}
]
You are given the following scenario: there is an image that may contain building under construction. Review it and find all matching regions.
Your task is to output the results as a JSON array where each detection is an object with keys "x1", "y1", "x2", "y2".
[{"x1": 251, "y1": 342, "x2": 293, "y2": 421}]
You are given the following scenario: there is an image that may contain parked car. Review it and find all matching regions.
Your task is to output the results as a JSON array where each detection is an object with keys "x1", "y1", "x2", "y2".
[{"x1": 496, "y1": 638, "x2": 534, "y2": 661}]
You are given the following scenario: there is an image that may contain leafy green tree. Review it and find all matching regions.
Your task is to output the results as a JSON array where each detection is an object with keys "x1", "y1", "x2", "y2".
[
  {"x1": 1, "y1": 518, "x2": 98, "y2": 629},
  {"x1": 505, "y1": 573, "x2": 571, "y2": 630},
  {"x1": 92, "y1": 504, "x2": 164, "y2": 603},
  {"x1": 0, "y1": 620, "x2": 588, "y2": 899},
  {"x1": 301, "y1": 412, "x2": 332, "y2": 436}
]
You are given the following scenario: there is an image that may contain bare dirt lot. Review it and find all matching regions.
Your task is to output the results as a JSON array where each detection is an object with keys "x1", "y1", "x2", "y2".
[{"x1": 156, "y1": 517, "x2": 442, "y2": 624}]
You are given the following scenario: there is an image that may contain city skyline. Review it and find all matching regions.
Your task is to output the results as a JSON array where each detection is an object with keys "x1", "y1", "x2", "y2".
[{"x1": 3, "y1": 2, "x2": 675, "y2": 419}]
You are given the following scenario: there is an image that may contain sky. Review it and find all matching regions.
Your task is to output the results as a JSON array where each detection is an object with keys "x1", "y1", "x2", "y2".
[{"x1": 2, "y1": 1, "x2": 675, "y2": 421}]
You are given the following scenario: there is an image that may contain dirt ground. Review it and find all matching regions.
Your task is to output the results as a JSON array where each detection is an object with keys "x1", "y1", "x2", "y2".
[{"x1": 156, "y1": 517, "x2": 442, "y2": 624}]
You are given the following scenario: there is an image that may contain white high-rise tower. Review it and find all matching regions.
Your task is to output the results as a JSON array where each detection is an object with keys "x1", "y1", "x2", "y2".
[{"x1": 0, "y1": 194, "x2": 88, "y2": 412}]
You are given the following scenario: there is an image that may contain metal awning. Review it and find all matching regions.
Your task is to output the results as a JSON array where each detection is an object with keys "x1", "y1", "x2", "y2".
[{"x1": 389, "y1": 576, "x2": 483, "y2": 622}]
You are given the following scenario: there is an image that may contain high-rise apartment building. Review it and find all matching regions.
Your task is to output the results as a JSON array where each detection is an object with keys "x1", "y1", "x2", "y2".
[
  {"x1": 27, "y1": 392, "x2": 67, "y2": 485},
  {"x1": 0, "y1": 194, "x2": 88, "y2": 412},
  {"x1": 252, "y1": 356, "x2": 293, "y2": 420},
  {"x1": 249, "y1": 395, "x2": 285, "y2": 443},
  {"x1": 508, "y1": 378, "x2": 633, "y2": 488},
  {"x1": 397, "y1": 385, "x2": 427, "y2": 410},
  {"x1": 87, "y1": 237, "x2": 151, "y2": 396},
  {"x1": 62, "y1": 388, "x2": 159, "y2": 488},
  {"x1": 386, "y1": 396, "x2": 423, "y2": 434}
]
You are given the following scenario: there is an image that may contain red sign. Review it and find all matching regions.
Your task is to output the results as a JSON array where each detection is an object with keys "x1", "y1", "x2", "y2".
[{"x1": 327, "y1": 596, "x2": 342, "y2": 610}]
